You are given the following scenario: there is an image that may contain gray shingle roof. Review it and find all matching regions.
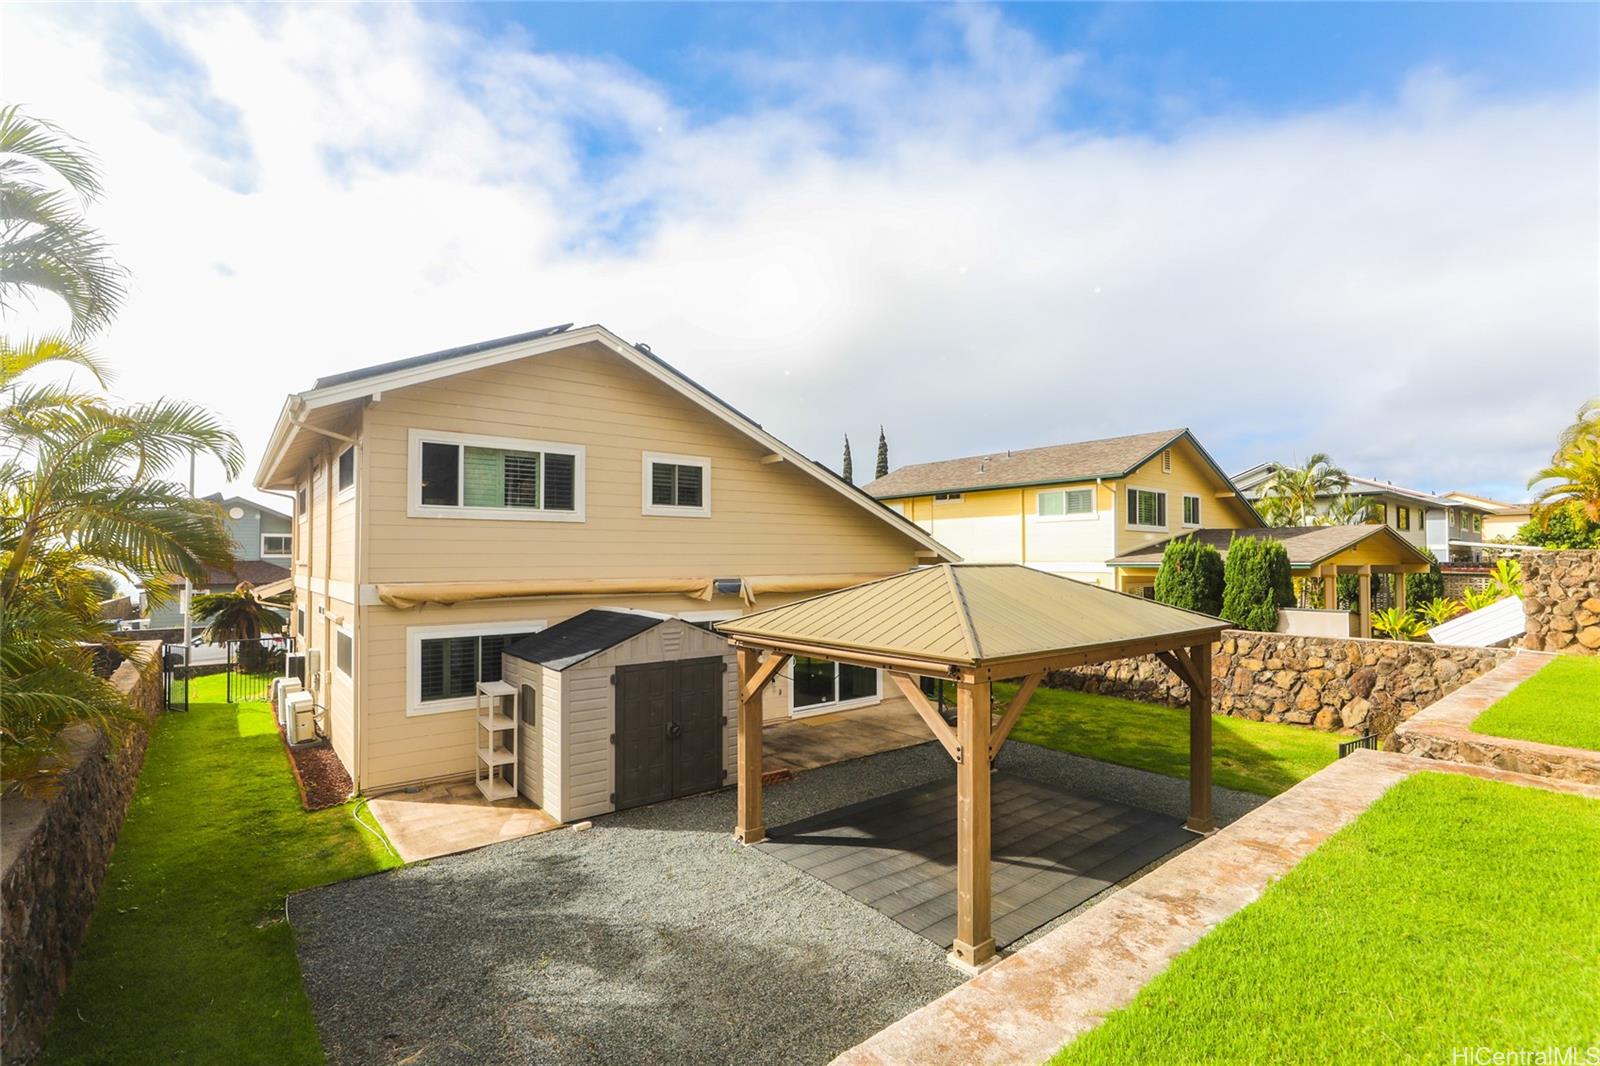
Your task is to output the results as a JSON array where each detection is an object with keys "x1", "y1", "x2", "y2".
[
  {"x1": 1108, "y1": 525, "x2": 1430, "y2": 568},
  {"x1": 313, "y1": 324, "x2": 575, "y2": 390},
  {"x1": 503, "y1": 609, "x2": 662, "y2": 671},
  {"x1": 863, "y1": 429, "x2": 1186, "y2": 499}
]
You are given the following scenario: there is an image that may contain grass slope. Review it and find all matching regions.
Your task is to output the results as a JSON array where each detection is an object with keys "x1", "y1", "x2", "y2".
[
  {"x1": 38, "y1": 674, "x2": 400, "y2": 1066},
  {"x1": 1053, "y1": 773, "x2": 1600, "y2": 1064},
  {"x1": 1471, "y1": 655, "x2": 1600, "y2": 752},
  {"x1": 1004, "y1": 683, "x2": 1341, "y2": 796}
]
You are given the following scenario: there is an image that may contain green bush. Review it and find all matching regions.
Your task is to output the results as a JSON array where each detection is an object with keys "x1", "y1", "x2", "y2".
[
  {"x1": 1221, "y1": 536, "x2": 1296, "y2": 631},
  {"x1": 1153, "y1": 536, "x2": 1225, "y2": 616},
  {"x1": 1517, "y1": 502, "x2": 1600, "y2": 549},
  {"x1": 1405, "y1": 548, "x2": 1444, "y2": 606}
]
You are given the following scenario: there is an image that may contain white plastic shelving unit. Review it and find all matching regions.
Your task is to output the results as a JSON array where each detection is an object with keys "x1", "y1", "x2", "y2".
[{"x1": 474, "y1": 679, "x2": 519, "y2": 801}]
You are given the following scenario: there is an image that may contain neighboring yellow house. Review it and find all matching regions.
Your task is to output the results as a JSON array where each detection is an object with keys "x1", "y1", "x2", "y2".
[
  {"x1": 254, "y1": 323, "x2": 953, "y2": 805},
  {"x1": 1441, "y1": 492, "x2": 1533, "y2": 543},
  {"x1": 863, "y1": 429, "x2": 1262, "y2": 594}
]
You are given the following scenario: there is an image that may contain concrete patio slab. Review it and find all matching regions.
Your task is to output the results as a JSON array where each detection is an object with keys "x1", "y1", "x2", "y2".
[
  {"x1": 366, "y1": 781, "x2": 561, "y2": 863},
  {"x1": 764, "y1": 702, "x2": 933, "y2": 773},
  {"x1": 1394, "y1": 651, "x2": 1600, "y2": 784},
  {"x1": 833, "y1": 750, "x2": 1600, "y2": 1066}
]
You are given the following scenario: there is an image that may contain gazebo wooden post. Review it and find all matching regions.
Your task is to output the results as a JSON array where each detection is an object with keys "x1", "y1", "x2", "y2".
[
  {"x1": 1356, "y1": 565, "x2": 1373, "y2": 637},
  {"x1": 734, "y1": 647, "x2": 789, "y2": 845},
  {"x1": 1185, "y1": 642, "x2": 1214, "y2": 834},
  {"x1": 951, "y1": 676, "x2": 995, "y2": 972},
  {"x1": 1394, "y1": 570, "x2": 1406, "y2": 614}
]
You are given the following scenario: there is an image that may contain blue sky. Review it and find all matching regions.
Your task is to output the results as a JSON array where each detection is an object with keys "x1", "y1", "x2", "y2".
[{"x1": 4, "y1": 2, "x2": 1597, "y2": 502}]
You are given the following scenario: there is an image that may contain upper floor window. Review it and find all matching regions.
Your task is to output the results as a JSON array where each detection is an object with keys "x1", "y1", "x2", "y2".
[
  {"x1": 261, "y1": 533, "x2": 292, "y2": 557},
  {"x1": 1370, "y1": 502, "x2": 1388, "y2": 526},
  {"x1": 1472, "y1": 513, "x2": 1482, "y2": 532},
  {"x1": 934, "y1": 492, "x2": 963, "y2": 502},
  {"x1": 642, "y1": 452, "x2": 711, "y2": 517},
  {"x1": 1182, "y1": 494, "x2": 1201, "y2": 527},
  {"x1": 408, "y1": 430, "x2": 584, "y2": 522},
  {"x1": 1396, "y1": 506, "x2": 1411, "y2": 531},
  {"x1": 336, "y1": 446, "x2": 356, "y2": 495},
  {"x1": 296, "y1": 485, "x2": 307, "y2": 520},
  {"x1": 1038, "y1": 488, "x2": 1095, "y2": 519},
  {"x1": 1126, "y1": 487, "x2": 1167, "y2": 530}
]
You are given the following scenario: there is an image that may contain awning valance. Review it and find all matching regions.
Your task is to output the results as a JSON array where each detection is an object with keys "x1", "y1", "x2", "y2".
[{"x1": 371, "y1": 573, "x2": 891, "y2": 610}]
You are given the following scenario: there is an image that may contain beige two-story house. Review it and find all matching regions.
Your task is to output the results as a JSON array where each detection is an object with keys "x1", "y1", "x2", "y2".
[
  {"x1": 863, "y1": 429, "x2": 1262, "y2": 595},
  {"x1": 254, "y1": 324, "x2": 952, "y2": 808}
]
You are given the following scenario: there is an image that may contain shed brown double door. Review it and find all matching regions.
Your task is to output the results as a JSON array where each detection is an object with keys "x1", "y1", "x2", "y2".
[{"x1": 613, "y1": 657, "x2": 725, "y2": 811}]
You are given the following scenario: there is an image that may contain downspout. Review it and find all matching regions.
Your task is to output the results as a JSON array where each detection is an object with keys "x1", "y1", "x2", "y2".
[
  {"x1": 1018, "y1": 488, "x2": 1027, "y2": 564},
  {"x1": 352, "y1": 415, "x2": 367, "y2": 794}
]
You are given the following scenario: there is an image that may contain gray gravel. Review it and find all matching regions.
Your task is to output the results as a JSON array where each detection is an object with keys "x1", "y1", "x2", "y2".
[{"x1": 290, "y1": 742, "x2": 1265, "y2": 1066}]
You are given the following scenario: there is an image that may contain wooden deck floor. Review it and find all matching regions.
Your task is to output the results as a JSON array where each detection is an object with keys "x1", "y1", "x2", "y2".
[{"x1": 757, "y1": 772, "x2": 1192, "y2": 949}]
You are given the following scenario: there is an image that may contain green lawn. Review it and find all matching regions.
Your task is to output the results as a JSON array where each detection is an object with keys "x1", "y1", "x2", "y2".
[
  {"x1": 1053, "y1": 773, "x2": 1600, "y2": 1064},
  {"x1": 1471, "y1": 655, "x2": 1600, "y2": 752},
  {"x1": 1003, "y1": 683, "x2": 1342, "y2": 796},
  {"x1": 38, "y1": 674, "x2": 400, "y2": 1066}
]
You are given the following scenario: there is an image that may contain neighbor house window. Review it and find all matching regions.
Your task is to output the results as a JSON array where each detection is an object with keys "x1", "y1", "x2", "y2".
[
  {"x1": 642, "y1": 452, "x2": 711, "y2": 517},
  {"x1": 409, "y1": 622, "x2": 544, "y2": 714},
  {"x1": 1182, "y1": 494, "x2": 1201, "y2": 526},
  {"x1": 934, "y1": 492, "x2": 963, "y2": 502},
  {"x1": 1126, "y1": 488, "x2": 1167, "y2": 529},
  {"x1": 409, "y1": 430, "x2": 583, "y2": 521},
  {"x1": 1038, "y1": 488, "x2": 1095, "y2": 519},
  {"x1": 1473, "y1": 513, "x2": 1482, "y2": 532},
  {"x1": 791, "y1": 657, "x2": 880, "y2": 712},
  {"x1": 1370, "y1": 502, "x2": 1388, "y2": 525},
  {"x1": 335, "y1": 630, "x2": 353, "y2": 677},
  {"x1": 1397, "y1": 506, "x2": 1411, "y2": 531},
  {"x1": 336, "y1": 446, "x2": 356, "y2": 495},
  {"x1": 261, "y1": 533, "x2": 292, "y2": 557}
]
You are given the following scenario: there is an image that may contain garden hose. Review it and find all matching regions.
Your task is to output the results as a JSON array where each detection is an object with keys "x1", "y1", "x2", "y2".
[{"x1": 351, "y1": 797, "x2": 400, "y2": 862}]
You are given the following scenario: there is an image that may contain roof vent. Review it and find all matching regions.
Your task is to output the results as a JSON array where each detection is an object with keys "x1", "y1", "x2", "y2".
[{"x1": 636, "y1": 342, "x2": 652, "y2": 354}]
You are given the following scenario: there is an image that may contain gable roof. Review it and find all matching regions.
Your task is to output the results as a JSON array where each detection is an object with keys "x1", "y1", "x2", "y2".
[
  {"x1": 1107, "y1": 524, "x2": 1434, "y2": 569},
  {"x1": 863, "y1": 429, "x2": 1185, "y2": 500},
  {"x1": 716, "y1": 563, "x2": 1227, "y2": 669},
  {"x1": 504, "y1": 609, "x2": 663, "y2": 670},
  {"x1": 201, "y1": 493, "x2": 290, "y2": 522},
  {"x1": 252, "y1": 324, "x2": 953, "y2": 559},
  {"x1": 1231, "y1": 464, "x2": 1473, "y2": 510}
]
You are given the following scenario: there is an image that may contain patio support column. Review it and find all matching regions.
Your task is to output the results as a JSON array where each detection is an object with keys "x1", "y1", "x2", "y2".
[
  {"x1": 1394, "y1": 571, "x2": 1406, "y2": 614},
  {"x1": 1185, "y1": 642, "x2": 1214, "y2": 834},
  {"x1": 1356, "y1": 566, "x2": 1373, "y2": 638},
  {"x1": 951, "y1": 678, "x2": 995, "y2": 972},
  {"x1": 734, "y1": 648, "x2": 788, "y2": 845},
  {"x1": 1322, "y1": 570, "x2": 1338, "y2": 612}
]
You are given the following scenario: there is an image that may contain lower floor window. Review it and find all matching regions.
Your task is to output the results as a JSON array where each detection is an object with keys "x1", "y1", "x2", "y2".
[
  {"x1": 793, "y1": 657, "x2": 879, "y2": 710},
  {"x1": 419, "y1": 631, "x2": 536, "y2": 703}
]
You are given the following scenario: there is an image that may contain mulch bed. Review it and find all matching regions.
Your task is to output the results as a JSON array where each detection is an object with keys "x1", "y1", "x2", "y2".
[{"x1": 275, "y1": 714, "x2": 353, "y2": 811}]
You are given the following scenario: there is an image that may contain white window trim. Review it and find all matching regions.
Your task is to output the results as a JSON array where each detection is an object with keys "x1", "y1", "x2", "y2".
[
  {"x1": 336, "y1": 445, "x2": 357, "y2": 501},
  {"x1": 261, "y1": 532, "x2": 292, "y2": 558},
  {"x1": 1181, "y1": 493, "x2": 1202, "y2": 528},
  {"x1": 1126, "y1": 484, "x2": 1169, "y2": 533},
  {"x1": 789, "y1": 660, "x2": 884, "y2": 719},
  {"x1": 406, "y1": 428, "x2": 586, "y2": 522},
  {"x1": 1036, "y1": 487, "x2": 1098, "y2": 523},
  {"x1": 641, "y1": 451, "x2": 712, "y2": 518},
  {"x1": 334, "y1": 622, "x2": 355, "y2": 680},
  {"x1": 406, "y1": 619, "x2": 547, "y2": 717}
]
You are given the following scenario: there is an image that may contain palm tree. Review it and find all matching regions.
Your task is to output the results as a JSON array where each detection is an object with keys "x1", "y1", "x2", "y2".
[
  {"x1": 1529, "y1": 419, "x2": 1600, "y2": 524},
  {"x1": 192, "y1": 582, "x2": 288, "y2": 644},
  {"x1": 1320, "y1": 492, "x2": 1377, "y2": 526},
  {"x1": 0, "y1": 104, "x2": 127, "y2": 337},
  {"x1": 1257, "y1": 454, "x2": 1349, "y2": 526}
]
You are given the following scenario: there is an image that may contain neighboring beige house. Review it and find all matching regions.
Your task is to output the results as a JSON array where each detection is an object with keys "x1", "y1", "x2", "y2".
[
  {"x1": 1231, "y1": 466, "x2": 1492, "y2": 563},
  {"x1": 1441, "y1": 492, "x2": 1533, "y2": 543},
  {"x1": 863, "y1": 429, "x2": 1262, "y2": 595},
  {"x1": 253, "y1": 323, "x2": 952, "y2": 803}
]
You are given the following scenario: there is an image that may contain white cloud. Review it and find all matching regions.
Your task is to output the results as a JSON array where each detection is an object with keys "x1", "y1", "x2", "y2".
[{"x1": 2, "y1": 3, "x2": 1594, "y2": 504}]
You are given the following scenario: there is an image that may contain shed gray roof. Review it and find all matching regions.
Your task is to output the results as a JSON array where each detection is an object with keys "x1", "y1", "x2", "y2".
[{"x1": 504, "y1": 609, "x2": 663, "y2": 671}]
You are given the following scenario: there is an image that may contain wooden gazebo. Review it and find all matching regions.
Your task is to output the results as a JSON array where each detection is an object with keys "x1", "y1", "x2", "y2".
[{"x1": 716, "y1": 564, "x2": 1231, "y2": 972}]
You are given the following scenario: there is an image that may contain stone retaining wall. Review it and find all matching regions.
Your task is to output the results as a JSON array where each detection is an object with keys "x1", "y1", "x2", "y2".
[
  {"x1": 1047, "y1": 630, "x2": 1515, "y2": 736},
  {"x1": 0, "y1": 641, "x2": 164, "y2": 1062},
  {"x1": 1522, "y1": 550, "x2": 1600, "y2": 654}
]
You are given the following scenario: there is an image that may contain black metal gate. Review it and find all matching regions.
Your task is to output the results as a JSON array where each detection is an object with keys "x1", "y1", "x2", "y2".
[
  {"x1": 163, "y1": 643, "x2": 189, "y2": 712},
  {"x1": 226, "y1": 637, "x2": 292, "y2": 704}
]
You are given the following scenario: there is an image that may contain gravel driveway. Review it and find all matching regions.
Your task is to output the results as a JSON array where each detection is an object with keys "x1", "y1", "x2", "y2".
[{"x1": 290, "y1": 742, "x2": 1264, "y2": 1066}]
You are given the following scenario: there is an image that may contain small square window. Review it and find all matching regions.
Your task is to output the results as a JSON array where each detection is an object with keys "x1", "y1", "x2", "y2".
[
  {"x1": 642, "y1": 453, "x2": 711, "y2": 516},
  {"x1": 1182, "y1": 495, "x2": 1201, "y2": 526},
  {"x1": 934, "y1": 492, "x2": 963, "y2": 502}
]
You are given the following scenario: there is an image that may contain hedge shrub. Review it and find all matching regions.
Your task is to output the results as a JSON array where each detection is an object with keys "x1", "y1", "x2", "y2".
[
  {"x1": 1221, "y1": 536, "x2": 1296, "y2": 631},
  {"x1": 1405, "y1": 548, "x2": 1444, "y2": 606},
  {"x1": 1153, "y1": 536, "x2": 1225, "y2": 616}
]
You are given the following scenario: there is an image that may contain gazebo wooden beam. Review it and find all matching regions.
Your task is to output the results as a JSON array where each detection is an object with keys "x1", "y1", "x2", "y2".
[
  {"x1": 988, "y1": 672, "x2": 1043, "y2": 761},
  {"x1": 734, "y1": 648, "x2": 790, "y2": 845},
  {"x1": 887, "y1": 672, "x2": 962, "y2": 761}
]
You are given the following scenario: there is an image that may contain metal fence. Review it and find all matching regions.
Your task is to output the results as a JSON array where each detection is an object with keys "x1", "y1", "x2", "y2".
[
  {"x1": 163, "y1": 644, "x2": 189, "y2": 712},
  {"x1": 1338, "y1": 733, "x2": 1380, "y2": 758},
  {"x1": 226, "y1": 637, "x2": 293, "y2": 703}
]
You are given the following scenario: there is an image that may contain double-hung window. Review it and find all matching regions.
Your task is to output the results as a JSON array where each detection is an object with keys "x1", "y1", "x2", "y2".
[
  {"x1": 1038, "y1": 487, "x2": 1095, "y2": 519},
  {"x1": 1396, "y1": 506, "x2": 1411, "y2": 531},
  {"x1": 1126, "y1": 487, "x2": 1167, "y2": 530},
  {"x1": 791, "y1": 656, "x2": 880, "y2": 714},
  {"x1": 409, "y1": 430, "x2": 584, "y2": 521},
  {"x1": 642, "y1": 452, "x2": 711, "y2": 517},
  {"x1": 261, "y1": 533, "x2": 292, "y2": 557},
  {"x1": 409, "y1": 622, "x2": 545, "y2": 714},
  {"x1": 1182, "y1": 494, "x2": 1202, "y2": 527}
]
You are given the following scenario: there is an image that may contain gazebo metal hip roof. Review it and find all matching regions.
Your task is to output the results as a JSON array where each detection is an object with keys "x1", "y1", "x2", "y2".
[{"x1": 715, "y1": 563, "x2": 1226, "y2": 973}]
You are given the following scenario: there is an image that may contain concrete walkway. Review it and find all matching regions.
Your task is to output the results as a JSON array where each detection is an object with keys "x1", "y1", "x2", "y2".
[
  {"x1": 833, "y1": 749, "x2": 1600, "y2": 1066},
  {"x1": 366, "y1": 781, "x2": 561, "y2": 863},
  {"x1": 1394, "y1": 651, "x2": 1600, "y2": 784}
]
